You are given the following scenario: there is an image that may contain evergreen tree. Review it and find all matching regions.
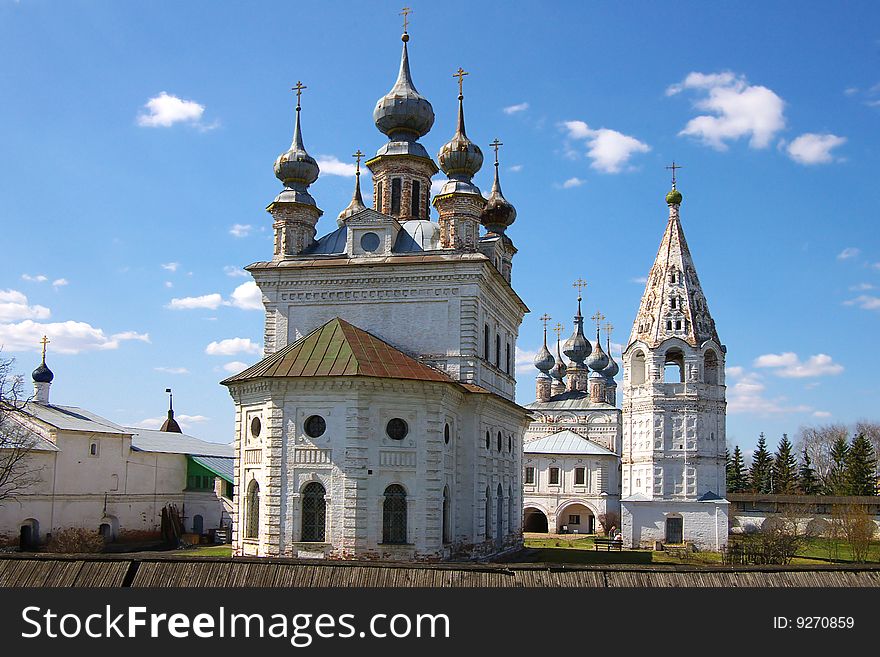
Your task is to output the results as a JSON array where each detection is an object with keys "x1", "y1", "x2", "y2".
[
  {"x1": 749, "y1": 433, "x2": 774, "y2": 494},
  {"x1": 825, "y1": 435, "x2": 850, "y2": 495},
  {"x1": 798, "y1": 447, "x2": 820, "y2": 495},
  {"x1": 727, "y1": 446, "x2": 748, "y2": 492},
  {"x1": 771, "y1": 433, "x2": 798, "y2": 493},
  {"x1": 847, "y1": 433, "x2": 877, "y2": 496}
]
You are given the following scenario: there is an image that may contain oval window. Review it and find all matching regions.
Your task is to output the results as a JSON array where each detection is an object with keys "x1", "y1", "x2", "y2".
[
  {"x1": 386, "y1": 418, "x2": 409, "y2": 440},
  {"x1": 360, "y1": 232, "x2": 381, "y2": 253},
  {"x1": 250, "y1": 417, "x2": 261, "y2": 438},
  {"x1": 485, "y1": 431, "x2": 490, "y2": 450},
  {"x1": 497, "y1": 431, "x2": 502, "y2": 452},
  {"x1": 444, "y1": 423, "x2": 450, "y2": 445},
  {"x1": 304, "y1": 415, "x2": 326, "y2": 438}
]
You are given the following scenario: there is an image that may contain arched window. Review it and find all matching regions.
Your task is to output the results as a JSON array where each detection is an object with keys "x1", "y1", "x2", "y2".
[
  {"x1": 495, "y1": 334, "x2": 501, "y2": 367},
  {"x1": 704, "y1": 350, "x2": 719, "y2": 385},
  {"x1": 508, "y1": 434, "x2": 512, "y2": 452},
  {"x1": 411, "y1": 180, "x2": 421, "y2": 218},
  {"x1": 508, "y1": 486, "x2": 515, "y2": 540},
  {"x1": 442, "y1": 485, "x2": 450, "y2": 544},
  {"x1": 301, "y1": 482, "x2": 326, "y2": 542},
  {"x1": 485, "y1": 430, "x2": 490, "y2": 450},
  {"x1": 631, "y1": 350, "x2": 646, "y2": 385},
  {"x1": 506, "y1": 343, "x2": 511, "y2": 374},
  {"x1": 496, "y1": 483, "x2": 504, "y2": 545},
  {"x1": 484, "y1": 487, "x2": 492, "y2": 539},
  {"x1": 484, "y1": 324, "x2": 490, "y2": 360},
  {"x1": 245, "y1": 480, "x2": 260, "y2": 539},
  {"x1": 382, "y1": 484, "x2": 407, "y2": 544},
  {"x1": 497, "y1": 431, "x2": 502, "y2": 452},
  {"x1": 391, "y1": 178, "x2": 402, "y2": 215},
  {"x1": 444, "y1": 423, "x2": 451, "y2": 445},
  {"x1": 664, "y1": 349, "x2": 685, "y2": 383}
]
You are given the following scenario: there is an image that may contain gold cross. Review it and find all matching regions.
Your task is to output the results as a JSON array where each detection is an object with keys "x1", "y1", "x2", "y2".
[
  {"x1": 603, "y1": 322, "x2": 614, "y2": 341},
  {"x1": 591, "y1": 310, "x2": 606, "y2": 333},
  {"x1": 400, "y1": 6, "x2": 412, "y2": 33},
  {"x1": 572, "y1": 278, "x2": 587, "y2": 300},
  {"x1": 490, "y1": 138, "x2": 503, "y2": 165},
  {"x1": 666, "y1": 161, "x2": 682, "y2": 188},
  {"x1": 40, "y1": 335, "x2": 50, "y2": 361},
  {"x1": 352, "y1": 149, "x2": 364, "y2": 174},
  {"x1": 539, "y1": 313, "x2": 551, "y2": 328},
  {"x1": 552, "y1": 322, "x2": 564, "y2": 340},
  {"x1": 292, "y1": 81, "x2": 307, "y2": 109},
  {"x1": 453, "y1": 67, "x2": 469, "y2": 97}
]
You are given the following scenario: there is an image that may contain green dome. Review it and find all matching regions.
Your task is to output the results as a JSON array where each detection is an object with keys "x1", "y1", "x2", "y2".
[{"x1": 666, "y1": 187, "x2": 683, "y2": 205}]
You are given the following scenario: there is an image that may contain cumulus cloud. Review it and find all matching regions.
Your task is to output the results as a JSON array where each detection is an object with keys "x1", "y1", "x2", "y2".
[
  {"x1": 753, "y1": 352, "x2": 844, "y2": 378},
  {"x1": 727, "y1": 371, "x2": 812, "y2": 415},
  {"x1": 561, "y1": 177, "x2": 585, "y2": 188},
  {"x1": 515, "y1": 346, "x2": 538, "y2": 374},
  {"x1": 205, "y1": 337, "x2": 261, "y2": 357},
  {"x1": 0, "y1": 290, "x2": 51, "y2": 321},
  {"x1": 52, "y1": 278, "x2": 68, "y2": 288},
  {"x1": 21, "y1": 274, "x2": 48, "y2": 283},
  {"x1": 503, "y1": 102, "x2": 529, "y2": 115},
  {"x1": 222, "y1": 361, "x2": 250, "y2": 374},
  {"x1": 430, "y1": 180, "x2": 444, "y2": 196},
  {"x1": 137, "y1": 414, "x2": 209, "y2": 431},
  {"x1": 849, "y1": 283, "x2": 874, "y2": 291},
  {"x1": 0, "y1": 320, "x2": 149, "y2": 354},
  {"x1": 224, "y1": 266, "x2": 249, "y2": 278},
  {"x1": 229, "y1": 281, "x2": 262, "y2": 310},
  {"x1": 561, "y1": 120, "x2": 650, "y2": 173},
  {"x1": 837, "y1": 247, "x2": 860, "y2": 260},
  {"x1": 786, "y1": 133, "x2": 846, "y2": 165},
  {"x1": 844, "y1": 294, "x2": 880, "y2": 310},
  {"x1": 154, "y1": 366, "x2": 189, "y2": 375},
  {"x1": 315, "y1": 155, "x2": 357, "y2": 177},
  {"x1": 667, "y1": 71, "x2": 785, "y2": 150},
  {"x1": 137, "y1": 92, "x2": 211, "y2": 129},
  {"x1": 166, "y1": 293, "x2": 224, "y2": 310},
  {"x1": 229, "y1": 224, "x2": 253, "y2": 238}
]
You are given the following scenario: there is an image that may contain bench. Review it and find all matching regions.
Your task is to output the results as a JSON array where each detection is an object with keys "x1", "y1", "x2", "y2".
[{"x1": 594, "y1": 537, "x2": 623, "y2": 551}]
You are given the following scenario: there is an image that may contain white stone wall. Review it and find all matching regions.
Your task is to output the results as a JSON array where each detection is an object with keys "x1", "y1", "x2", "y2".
[{"x1": 621, "y1": 500, "x2": 729, "y2": 550}]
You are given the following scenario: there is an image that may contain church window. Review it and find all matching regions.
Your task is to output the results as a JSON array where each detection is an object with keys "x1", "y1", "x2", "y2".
[
  {"x1": 484, "y1": 487, "x2": 492, "y2": 539},
  {"x1": 411, "y1": 180, "x2": 421, "y2": 218},
  {"x1": 386, "y1": 418, "x2": 409, "y2": 441},
  {"x1": 495, "y1": 334, "x2": 501, "y2": 368},
  {"x1": 250, "y1": 416, "x2": 262, "y2": 438},
  {"x1": 670, "y1": 297, "x2": 677, "y2": 309},
  {"x1": 666, "y1": 320, "x2": 672, "y2": 331},
  {"x1": 704, "y1": 350, "x2": 719, "y2": 385},
  {"x1": 508, "y1": 434, "x2": 512, "y2": 452},
  {"x1": 360, "y1": 232, "x2": 381, "y2": 252},
  {"x1": 569, "y1": 514, "x2": 580, "y2": 525},
  {"x1": 506, "y1": 343, "x2": 511, "y2": 374},
  {"x1": 675, "y1": 320, "x2": 681, "y2": 330},
  {"x1": 245, "y1": 480, "x2": 260, "y2": 539},
  {"x1": 664, "y1": 349, "x2": 685, "y2": 383},
  {"x1": 525, "y1": 467, "x2": 535, "y2": 484},
  {"x1": 497, "y1": 431, "x2": 502, "y2": 452},
  {"x1": 444, "y1": 423, "x2": 451, "y2": 445},
  {"x1": 442, "y1": 485, "x2": 450, "y2": 543},
  {"x1": 484, "y1": 324, "x2": 490, "y2": 360},
  {"x1": 382, "y1": 484, "x2": 407, "y2": 544},
  {"x1": 508, "y1": 486, "x2": 515, "y2": 540},
  {"x1": 301, "y1": 482, "x2": 326, "y2": 542},
  {"x1": 89, "y1": 441, "x2": 99, "y2": 457},
  {"x1": 631, "y1": 351, "x2": 646, "y2": 385},
  {"x1": 391, "y1": 178, "x2": 402, "y2": 215},
  {"x1": 549, "y1": 467, "x2": 560, "y2": 485},
  {"x1": 304, "y1": 414, "x2": 326, "y2": 438},
  {"x1": 485, "y1": 431, "x2": 490, "y2": 449},
  {"x1": 376, "y1": 181, "x2": 383, "y2": 212},
  {"x1": 574, "y1": 467, "x2": 586, "y2": 486}
]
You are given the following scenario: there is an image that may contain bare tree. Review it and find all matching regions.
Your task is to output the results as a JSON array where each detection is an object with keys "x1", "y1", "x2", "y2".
[
  {"x1": 0, "y1": 357, "x2": 40, "y2": 505},
  {"x1": 795, "y1": 424, "x2": 849, "y2": 487},
  {"x1": 834, "y1": 504, "x2": 877, "y2": 563}
]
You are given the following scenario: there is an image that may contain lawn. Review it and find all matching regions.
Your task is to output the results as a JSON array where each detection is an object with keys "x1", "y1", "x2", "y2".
[{"x1": 168, "y1": 544, "x2": 234, "y2": 558}]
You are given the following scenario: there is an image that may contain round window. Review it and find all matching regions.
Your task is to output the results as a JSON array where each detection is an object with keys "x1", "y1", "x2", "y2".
[
  {"x1": 250, "y1": 417, "x2": 261, "y2": 438},
  {"x1": 386, "y1": 418, "x2": 409, "y2": 440},
  {"x1": 444, "y1": 423, "x2": 450, "y2": 445},
  {"x1": 360, "y1": 232, "x2": 381, "y2": 252},
  {"x1": 304, "y1": 415, "x2": 326, "y2": 438}
]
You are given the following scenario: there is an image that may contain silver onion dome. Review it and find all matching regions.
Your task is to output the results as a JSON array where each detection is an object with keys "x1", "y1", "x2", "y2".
[
  {"x1": 273, "y1": 92, "x2": 319, "y2": 207},
  {"x1": 337, "y1": 160, "x2": 367, "y2": 227},
  {"x1": 602, "y1": 345, "x2": 620, "y2": 378},
  {"x1": 373, "y1": 35, "x2": 435, "y2": 141},
  {"x1": 480, "y1": 141, "x2": 516, "y2": 233},
  {"x1": 534, "y1": 321, "x2": 556, "y2": 374},
  {"x1": 549, "y1": 337, "x2": 567, "y2": 382},
  {"x1": 562, "y1": 298, "x2": 591, "y2": 365},
  {"x1": 438, "y1": 91, "x2": 483, "y2": 182},
  {"x1": 586, "y1": 337, "x2": 610, "y2": 372}
]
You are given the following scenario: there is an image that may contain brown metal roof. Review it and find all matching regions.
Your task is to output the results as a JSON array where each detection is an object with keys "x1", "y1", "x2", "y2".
[{"x1": 222, "y1": 318, "x2": 457, "y2": 386}]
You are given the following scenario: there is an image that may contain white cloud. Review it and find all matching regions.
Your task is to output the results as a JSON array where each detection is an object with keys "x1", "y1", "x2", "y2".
[
  {"x1": 137, "y1": 414, "x2": 209, "y2": 431},
  {"x1": 315, "y1": 155, "x2": 356, "y2": 177},
  {"x1": 726, "y1": 366, "x2": 744, "y2": 378},
  {"x1": 631, "y1": 276, "x2": 648, "y2": 284},
  {"x1": 727, "y1": 371, "x2": 812, "y2": 415},
  {"x1": 667, "y1": 71, "x2": 785, "y2": 150},
  {"x1": 753, "y1": 352, "x2": 843, "y2": 378},
  {"x1": 813, "y1": 410, "x2": 832, "y2": 418},
  {"x1": 786, "y1": 133, "x2": 846, "y2": 165},
  {"x1": 166, "y1": 293, "x2": 224, "y2": 310},
  {"x1": 229, "y1": 224, "x2": 253, "y2": 238},
  {"x1": 205, "y1": 337, "x2": 261, "y2": 357},
  {"x1": 161, "y1": 262, "x2": 180, "y2": 272},
  {"x1": 508, "y1": 164, "x2": 523, "y2": 173},
  {"x1": 844, "y1": 294, "x2": 880, "y2": 310},
  {"x1": 561, "y1": 120, "x2": 650, "y2": 173},
  {"x1": 137, "y1": 92, "x2": 207, "y2": 128},
  {"x1": 837, "y1": 247, "x2": 860, "y2": 260},
  {"x1": 222, "y1": 361, "x2": 250, "y2": 374},
  {"x1": 21, "y1": 274, "x2": 48, "y2": 283},
  {"x1": 229, "y1": 281, "x2": 262, "y2": 310},
  {"x1": 849, "y1": 283, "x2": 874, "y2": 291},
  {"x1": 503, "y1": 102, "x2": 529, "y2": 115},
  {"x1": 154, "y1": 366, "x2": 189, "y2": 375},
  {"x1": 51, "y1": 278, "x2": 68, "y2": 288},
  {"x1": 0, "y1": 320, "x2": 148, "y2": 354},
  {"x1": 430, "y1": 180, "x2": 444, "y2": 196},
  {"x1": 562, "y1": 176, "x2": 586, "y2": 188},
  {"x1": 0, "y1": 290, "x2": 51, "y2": 321},
  {"x1": 515, "y1": 346, "x2": 538, "y2": 374},
  {"x1": 224, "y1": 266, "x2": 248, "y2": 278},
  {"x1": 164, "y1": 281, "x2": 173, "y2": 288}
]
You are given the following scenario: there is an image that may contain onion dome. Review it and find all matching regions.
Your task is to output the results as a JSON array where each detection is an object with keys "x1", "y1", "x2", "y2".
[
  {"x1": 602, "y1": 346, "x2": 620, "y2": 379},
  {"x1": 480, "y1": 139, "x2": 517, "y2": 233},
  {"x1": 534, "y1": 320, "x2": 556, "y2": 374},
  {"x1": 160, "y1": 388, "x2": 182, "y2": 433},
  {"x1": 373, "y1": 34, "x2": 435, "y2": 142},
  {"x1": 666, "y1": 187, "x2": 682, "y2": 206},
  {"x1": 562, "y1": 295, "x2": 591, "y2": 365},
  {"x1": 586, "y1": 335, "x2": 610, "y2": 372},
  {"x1": 32, "y1": 361, "x2": 53, "y2": 384},
  {"x1": 549, "y1": 337, "x2": 567, "y2": 382},
  {"x1": 438, "y1": 75, "x2": 483, "y2": 191},
  {"x1": 337, "y1": 151, "x2": 368, "y2": 227},
  {"x1": 273, "y1": 83, "x2": 319, "y2": 207}
]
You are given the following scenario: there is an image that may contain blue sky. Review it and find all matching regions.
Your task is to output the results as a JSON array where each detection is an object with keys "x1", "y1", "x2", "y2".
[{"x1": 1, "y1": 0, "x2": 878, "y2": 458}]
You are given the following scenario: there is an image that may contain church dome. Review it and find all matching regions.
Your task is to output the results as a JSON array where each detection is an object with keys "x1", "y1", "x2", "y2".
[
  {"x1": 666, "y1": 187, "x2": 682, "y2": 205},
  {"x1": 401, "y1": 219, "x2": 441, "y2": 250},
  {"x1": 586, "y1": 338, "x2": 609, "y2": 372},
  {"x1": 480, "y1": 147, "x2": 516, "y2": 233},
  {"x1": 534, "y1": 343, "x2": 555, "y2": 373},
  {"x1": 601, "y1": 350, "x2": 620, "y2": 378},
  {"x1": 337, "y1": 161, "x2": 367, "y2": 227},
  {"x1": 273, "y1": 94, "x2": 319, "y2": 206},
  {"x1": 549, "y1": 357, "x2": 567, "y2": 383},
  {"x1": 438, "y1": 94, "x2": 483, "y2": 179},
  {"x1": 32, "y1": 361, "x2": 54, "y2": 384},
  {"x1": 373, "y1": 36, "x2": 434, "y2": 141}
]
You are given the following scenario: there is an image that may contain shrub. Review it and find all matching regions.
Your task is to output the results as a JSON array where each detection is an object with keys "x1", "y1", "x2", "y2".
[{"x1": 46, "y1": 528, "x2": 105, "y2": 554}]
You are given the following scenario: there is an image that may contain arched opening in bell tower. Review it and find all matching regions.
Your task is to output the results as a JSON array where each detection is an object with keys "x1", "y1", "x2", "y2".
[{"x1": 663, "y1": 348, "x2": 685, "y2": 383}]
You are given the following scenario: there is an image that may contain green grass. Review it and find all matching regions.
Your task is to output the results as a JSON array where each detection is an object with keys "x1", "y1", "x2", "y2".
[{"x1": 168, "y1": 545, "x2": 233, "y2": 558}]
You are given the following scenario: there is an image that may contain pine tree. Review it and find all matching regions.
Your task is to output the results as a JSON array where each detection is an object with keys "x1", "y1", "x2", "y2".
[
  {"x1": 798, "y1": 447, "x2": 820, "y2": 495},
  {"x1": 749, "y1": 433, "x2": 774, "y2": 494},
  {"x1": 847, "y1": 433, "x2": 877, "y2": 496},
  {"x1": 727, "y1": 446, "x2": 747, "y2": 492},
  {"x1": 825, "y1": 435, "x2": 850, "y2": 495},
  {"x1": 771, "y1": 433, "x2": 798, "y2": 493}
]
